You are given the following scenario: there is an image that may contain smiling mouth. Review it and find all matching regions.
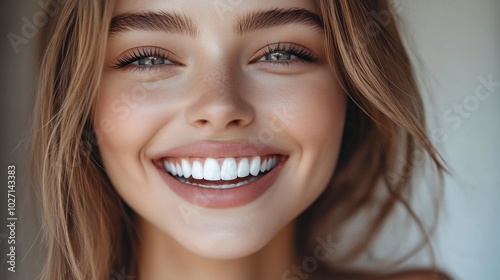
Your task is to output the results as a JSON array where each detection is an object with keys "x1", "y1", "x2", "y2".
[{"x1": 162, "y1": 155, "x2": 280, "y2": 189}]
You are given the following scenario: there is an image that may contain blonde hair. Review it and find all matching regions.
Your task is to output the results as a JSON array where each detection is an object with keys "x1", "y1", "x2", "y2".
[
  {"x1": 32, "y1": 1, "x2": 131, "y2": 279},
  {"x1": 32, "y1": 0, "x2": 445, "y2": 279}
]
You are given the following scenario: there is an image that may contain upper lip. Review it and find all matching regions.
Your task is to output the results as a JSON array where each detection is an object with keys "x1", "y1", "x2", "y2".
[{"x1": 153, "y1": 141, "x2": 288, "y2": 160}]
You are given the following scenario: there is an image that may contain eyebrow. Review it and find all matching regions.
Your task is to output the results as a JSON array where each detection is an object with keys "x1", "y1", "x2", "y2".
[
  {"x1": 109, "y1": 11, "x2": 199, "y2": 36},
  {"x1": 109, "y1": 8, "x2": 323, "y2": 37},
  {"x1": 235, "y1": 8, "x2": 323, "y2": 35}
]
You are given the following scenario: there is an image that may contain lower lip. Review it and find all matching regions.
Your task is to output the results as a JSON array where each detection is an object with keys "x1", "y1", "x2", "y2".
[{"x1": 156, "y1": 157, "x2": 286, "y2": 208}]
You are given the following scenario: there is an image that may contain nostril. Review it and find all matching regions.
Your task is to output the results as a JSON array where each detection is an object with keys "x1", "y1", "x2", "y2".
[
  {"x1": 198, "y1": 120, "x2": 209, "y2": 125},
  {"x1": 194, "y1": 118, "x2": 245, "y2": 128},
  {"x1": 229, "y1": 119, "x2": 244, "y2": 126}
]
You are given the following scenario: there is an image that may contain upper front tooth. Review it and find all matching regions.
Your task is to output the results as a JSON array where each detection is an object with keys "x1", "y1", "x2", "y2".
[
  {"x1": 192, "y1": 160, "x2": 203, "y2": 179},
  {"x1": 164, "y1": 161, "x2": 171, "y2": 172},
  {"x1": 204, "y1": 158, "x2": 221, "y2": 181},
  {"x1": 170, "y1": 162, "x2": 177, "y2": 176},
  {"x1": 237, "y1": 158, "x2": 250, "y2": 178},
  {"x1": 266, "y1": 158, "x2": 273, "y2": 171},
  {"x1": 221, "y1": 158, "x2": 238, "y2": 180},
  {"x1": 181, "y1": 159, "x2": 192, "y2": 178},
  {"x1": 260, "y1": 158, "x2": 267, "y2": 173},
  {"x1": 250, "y1": 156, "x2": 261, "y2": 176},
  {"x1": 176, "y1": 163, "x2": 183, "y2": 177}
]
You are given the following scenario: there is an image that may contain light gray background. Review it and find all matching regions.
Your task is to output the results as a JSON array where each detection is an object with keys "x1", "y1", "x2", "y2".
[
  {"x1": 0, "y1": 1, "x2": 43, "y2": 280},
  {"x1": 0, "y1": 1, "x2": 498, "y2": 279},
  {"x1": 397, "y1": 0, "x2": 500, "y2": 279}
]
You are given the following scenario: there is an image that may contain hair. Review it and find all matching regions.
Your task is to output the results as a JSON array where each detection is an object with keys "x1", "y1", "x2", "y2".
[{"x1": 32, "y1": 0, "x2": 446, "y2": 279}]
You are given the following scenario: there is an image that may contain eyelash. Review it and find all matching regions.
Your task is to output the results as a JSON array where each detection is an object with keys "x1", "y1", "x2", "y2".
[
  {"x1": 257, "y1": 42, "x2": 319, "y2": 65},
  {"x1": 111, "y1": 43, "x2": 319, "y2": 71},
  {"x1": 111, "y1": 47, "x2": 173, "y2": 70}
]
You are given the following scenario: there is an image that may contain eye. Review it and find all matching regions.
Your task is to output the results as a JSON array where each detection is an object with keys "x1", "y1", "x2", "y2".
[
  {"x1": 258, "y1": 51, "x2": 296, "y2": 62},
  {"x1": 132, "y1": 56, "x2": 172, "y2": 66},
  {"x1": 111, "y1": 47, "x2": 178, "y2": 71},
  {"x1": 254, "y1": 43, "x2": 318, "y2": 64}
]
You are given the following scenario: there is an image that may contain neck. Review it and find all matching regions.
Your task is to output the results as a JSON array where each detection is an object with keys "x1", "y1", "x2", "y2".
[{"x1": 136, "y1": 218, "x2": 297, "y2": 280}]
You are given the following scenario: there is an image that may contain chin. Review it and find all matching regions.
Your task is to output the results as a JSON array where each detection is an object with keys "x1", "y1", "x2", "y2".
[
  {"x1": 165, "y1": 216, "x2": 283, "y2": 260},
  {"x1": 183, "y1": 235, "x2": 270, "y2": 260}
]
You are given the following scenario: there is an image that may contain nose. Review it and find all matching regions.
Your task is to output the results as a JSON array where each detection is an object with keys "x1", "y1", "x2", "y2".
[{"x1": 185, "y1": 68, "x2": 255, "y2": 131}]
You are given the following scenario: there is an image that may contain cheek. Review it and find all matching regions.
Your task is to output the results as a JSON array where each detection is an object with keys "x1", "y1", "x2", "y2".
[
  {"x1": 292, "y1": 84, "x2": 345, "y2": 145},
  {"x1": 92, "y1": 80, "x2": 171, "y2": 190},
  {"x1": 294, "y1": 83, "x2": 345, "y2": 192},
  {"x1": 268, "y1": 73, "x2": 346, "y2": 150},
  {"x1": 94, "y1": 89, "x2": 140, "y2": 156},
  {"x1": 251, "y1": 71, "x2": 346, "y2": 213},
  {"x1": 275, "y1": 73, "x2": 346, "y2": 205},
  {"x1": 94, "y1": 77, "x2": 173, "y2": 152}
]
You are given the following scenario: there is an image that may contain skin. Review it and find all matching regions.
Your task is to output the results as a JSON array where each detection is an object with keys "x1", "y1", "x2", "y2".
[{"x1": 93, "y1": 0, "x2": 449, "y2": 279}]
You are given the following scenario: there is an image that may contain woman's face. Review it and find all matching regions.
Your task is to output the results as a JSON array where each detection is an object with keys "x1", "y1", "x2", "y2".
[{"x1": 96, "y1": 0, "x2": 346, "y2": 259}]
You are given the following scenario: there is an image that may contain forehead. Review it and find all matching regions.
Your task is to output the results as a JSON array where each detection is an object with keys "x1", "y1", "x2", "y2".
[{"x1": 113, "y1": 0, "x2": 318, "y2": 16}]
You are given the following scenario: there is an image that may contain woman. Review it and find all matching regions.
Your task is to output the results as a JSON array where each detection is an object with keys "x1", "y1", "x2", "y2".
[{"x1": 32, "y1": 0, "x2": 451, "y2": 279}]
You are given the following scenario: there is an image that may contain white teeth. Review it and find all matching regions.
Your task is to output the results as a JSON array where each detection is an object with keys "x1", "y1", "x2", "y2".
[
  {"x1": 170, "y1": 162, "x2": 177, "y2": 176},
  {"x1": 250, "y1": 157, "x2": 261, "y2": 176},
  {"x1": 181, "y1": 159, "x2": 191, "y2": 178},
  {"x1": 266, "y1": 158, "x2": 273, "y2": 171},
  {"x1": 260, "y1": 159, "x2": 267, "y2": 173},
  {"x1": 203, "y1": 158, "x2": 221, "y2": 181},
  {"x1": 221, "y1": 158, "x2": 238, "y2": 180},
  {"x1": 171, "y1": 162, "x2": 177, "y2": 175},
  {"x1": 176, "y1": 163, "x2": 183, "y2": 177},
  {"x1": 237, "y1": 158, "x2": 250, "y2": 178},
  {"x1": 163, "y1": 156, "x2": 280, "y2": 182},
  {"x1": 192, "y1": 160, "x2": 203, "y2": 180}
]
